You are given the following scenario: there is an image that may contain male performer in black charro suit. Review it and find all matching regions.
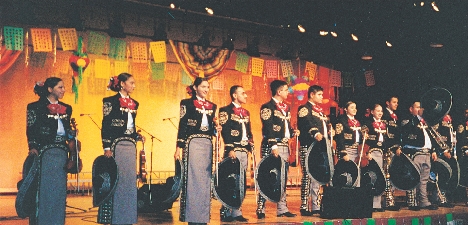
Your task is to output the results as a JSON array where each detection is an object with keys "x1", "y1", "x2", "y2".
[
  {"x1": 297, "y1": 85, "x2": 331, "y2": 216},
  {"x1": 398, "y1": 101, "x2": 438, "y2": 211},
  {"x1": 256, "y1": 80, "x2": 299, "y2": 219},
  {"x1": 381, "y1": 96, "x2": 401, "y2": 211},
  {"x1": 456, "y1": 107, "x2": 468, "y2": 205},
  {"x1": 218, "y1": 85, "x2": 252, "y2": 222}
]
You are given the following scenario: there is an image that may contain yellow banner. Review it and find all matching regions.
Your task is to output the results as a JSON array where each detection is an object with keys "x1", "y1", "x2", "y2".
[
  {"x1": 94, "y1": 59, "x2": 111, "y2": 79},
  {"x1": 114, "y1": 61, "x2": 129, "y2": 76},
  {"x1": 242, "y1": 74, "x2": 252, "y2": 91},
  {"x1": 31, "y1": 28, "x2": 53, "y2": 52},
  {"x1": 150, "y1": 41, "x2": 167, "y2": 63},
  {"x1": 131, "y1": 42, "x2": 148, "y2": 63},
  {"x1": 57, "y1": 28, "x2": 77, "y2": 51},
  {"x1": 251, "y1": 57, "x2": 264, "y2": 77}
]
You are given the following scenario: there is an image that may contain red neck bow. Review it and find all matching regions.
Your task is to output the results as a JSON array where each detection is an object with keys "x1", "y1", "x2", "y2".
[
  {"x1": 443, "y1": 115, "x2": 452, "y2": 123},
  {"x1": 466, "y1": 121, "x2": 468, "y2": 127},
  {"x1": 373, "y1": 121, "x2": 386, "y2": 130},
  {"x1": 234, "y1": 107, "x2": 248, "y2": 117},
  {"x1": 312, "y1": 104, "x2": 323, "y2": 114},
  {"x1": 119, "y1": 97, "x2": 136, "y2": 110},
  {"x1": 420, "y1": 118, "x2": 427, "y2": 125},
  {"x1": 194, "y1": 99, "x2": 213, "y2": 110},
  {"x1": 47, "y1": 103, "x2": 66, "y2": 115},
  {"x1": 390, "y1": 113, "x2": 398, "y2": 120},
  {"x1": 276, "y1": 102, "x2": 288, "y2": 112},
  {"x1": 348, "y1": 118, "x2": 360, "y2": 127}
]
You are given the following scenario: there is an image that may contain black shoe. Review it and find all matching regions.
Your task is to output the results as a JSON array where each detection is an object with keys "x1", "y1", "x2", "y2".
[
  {"x1": 422, "y1": 205, "x2": 438, "y2": 210},
  {"x1": 257, "y1": 213, "x2": 265, "y2": 219},
  {"x1": 373, "y1": 208, "x2": 385, "y2": 212},
  {"x1": 408, "y1": 206, "x2": 420, "y2": 211},
  {"x1": 234, "y1": 216, "x2": 248, "y2": 222},
  {"x1": 221, "y1": 216, "x2": 234, "y2": 222},
  {"x1": 311, "y1": 210, "x2": 321, "y2": 215},
  {"x1": 440, "y1": 202, "x2": 455, "y2": 208},
  {"x1": 300, "y1": 209, "x2": 313, "y2": 216},
  {"x1": 385, "y1": 205, "x2": 400, "y2": 211},
  {"x1": 277, "y1": 211, "x2": 296, "y2": 217}
]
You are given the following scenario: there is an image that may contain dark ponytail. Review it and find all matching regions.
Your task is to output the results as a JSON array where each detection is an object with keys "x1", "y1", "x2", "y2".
[
  {"x1": 187, "y1": 77, "x2": 208, "y2": 98},
  {"x1": 107, "y1": 73, "x2": 133, "y2": 92},
  {"x1": 34, "y1": 77, "x2": 62, "y2": 98}
]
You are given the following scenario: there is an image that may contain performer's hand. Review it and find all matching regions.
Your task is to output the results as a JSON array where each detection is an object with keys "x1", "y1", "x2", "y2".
[
  {"x1": 228, "y1": 150, "x2": 236, "y2": 159},
  {"x1": 343, "y1": 154, "x2": 350, "y2": 161},
  {"x1": 271, "y1": 148, "x2": 279, "y2": 158},
  {"x1": 216, "y1": 124, "x2": 222, "y2": 133},
  {"x1": 141, "y1": 135, "x2": 146, "y2": 143},
  {"x1": 294, "y1": 129, "x2": 300, "y2": 136},
  {"x1": 174, "y1": 147, "x2": 182, "y2": 160},
  {"x1": 432, "y1": 152, "x2": 438, "y2": 161},
  {"x1": 104, "y1": 150, "x2": 113, "y2": 158},
  {"x1": 330, "y1": 128, "x2": 335, "y2": 137},
  {"x1": 315, "y1": 133, "x2": 323, "y2": 141},
  {"x1": 396, "y1": 148, "x2": 402, "y2": 156},
  {"x1": 367, "y1": 154, "x2": 373, "y2": 160},
  {"x1": 443, "y1": 151, "x2": 451, "y2": 159},
  {"x1": 29, "y1": 149, "x2": 38, "y2": 156},
  {"x1": 68, "y1": 140, "x2": 76, "y2": 153},
  {"x1": 363, "y1": 133, "x2": 369, "y2": 139}
]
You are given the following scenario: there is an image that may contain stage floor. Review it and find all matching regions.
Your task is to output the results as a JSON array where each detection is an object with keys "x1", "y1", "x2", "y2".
[{"x1": 1, "y1": 189, "x2": 467, "y2": 224}]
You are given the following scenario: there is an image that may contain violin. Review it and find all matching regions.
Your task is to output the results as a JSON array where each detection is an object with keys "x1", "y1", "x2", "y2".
[
  {"x1": 67, "y1": 118, "x2": 83, "y2": 174},
  {"x1": 355, "y1": 143, "x2": 370, "y2": 168},
  {"x1": 138, "y1": 132, "x2": 147, "y2": 183}
]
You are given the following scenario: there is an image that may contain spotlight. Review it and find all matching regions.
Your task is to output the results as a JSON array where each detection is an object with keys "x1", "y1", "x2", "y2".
[
  {"x1": 386, "y1": 41, "x2": 392, "y2": 47},
  {"x1": 351, "y1": 34, "x2": 358, "y2": 41},
  {"x1": 430, "y1": 43, "x2": 443, "y2": 48},
  {"x1": 205, "y1": 7, "x2": 214, "y2": 15},
  {"x1": 361, "y1": 55, "x2": 372, "y2": 60},
  {"x1": 298, "y1": 24, "x2": 306, "y2": 33},
  {"x1": 170, "y1": 3, "x2": 175, "y2": 9},
  {"x1": 421, "y1": 2, "x2": 425, "y2": 6},
  {"x1": 319, "y1": 30, "x2": 329, "y2": 36},
  {"x1": 432, "y1": 2, "x2": 439, "y2": 11},
  {"x1": 330, "y1": 31, "x2": 338, "y2": 37}
]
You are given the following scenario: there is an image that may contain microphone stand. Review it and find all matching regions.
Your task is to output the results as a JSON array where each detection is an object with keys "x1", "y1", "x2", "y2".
[
  {"x1": 136, "y1": 125, "x2": 162, "y2": 205},
  {"x1": 84, "y1": 115, "x2": 102, "y2": 130},
  {"x1": 165, "y1": 117, "x2": 178, "y2": 129}
]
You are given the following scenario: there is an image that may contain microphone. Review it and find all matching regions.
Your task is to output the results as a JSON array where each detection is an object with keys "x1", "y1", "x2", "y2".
[
  {"x1": 162, "y1": 117, "x2": 176, "y2": 121},
  {"x1": 80, "y1": 114, "x2": 94, "y2": 116}
]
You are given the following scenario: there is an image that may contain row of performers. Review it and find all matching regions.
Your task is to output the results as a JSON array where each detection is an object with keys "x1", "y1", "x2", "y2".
[{"x1": 18, "y1": 74, "x2": 468, "y2": 225}]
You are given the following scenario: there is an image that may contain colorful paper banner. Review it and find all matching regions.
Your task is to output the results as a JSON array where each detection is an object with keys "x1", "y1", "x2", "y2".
[
  {"x1": 165, "y1": 63, "x2": 180, "y2": 82},
  {"x1": 235, "y1": 52, "x2": 249, "y2": 73},
  {"x1": 306, "y1": 61, "x2": 317, "y2": 81},
  {"x1": 251, "y1": 57, "x2": 264, "y2": 77},
  {"x1": 88, "y1": 31, "x2": 107, "y2": 55},
  {"x1": 364, "y1": 70, "x2": 375, "y2": 86},
  {"x1": 114, "y1": 61, "x2": 129, "y2": 76},
  {"x1": 151, "y1": 62, "x2": 165, "y2": 80},
  {"x1": 181, "y1": 70, "x2": 192, "y2": 85},
  {"x1": 265, "y1": 60, "x2": 278, "y2": 78},
  {"x1": 212, "y1": 74, "x2": 225, "y2": 90},
  {"x1": 30, "y1": 52, "x2": 48, "y2": 67},
  {"x1": 329, "y1": 69, "x2": 342, "y2": 87},
  {"x1": 131, "y1": 62, "x2": 149, "y2": 79},
  {"x1": 30, "y1": 28, "x2": 52, "y2": 52},
  {"x1": 131, "y1": 42, "x2": 148, "y2": 63},
  {"x1": 241, "y1": 74, "x2": 252, "y2": 91},
  {"x1": 109, "y1": 38, "x2": 127, "y2": 61},
  {"x1": 150, "y1": 41, "x2": 167, "y2": 63},
  {"x1": 4, "y1": 26, "x2": 24, "y2": 51},
  {"x1": 94, "y1": 59, "x2": 111, "y2": 79},
  {"x1": 57, "y1": 28, "x2": 77, "y2": 51},
  {"x1": 280, "y1": 60, "x2": 293, "y2": 77}
]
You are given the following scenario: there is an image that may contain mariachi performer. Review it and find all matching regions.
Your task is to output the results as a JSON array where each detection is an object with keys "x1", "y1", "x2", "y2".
[
  {"x1": 256, "y1": 80, "x2": 299, "y2": 219},
  {"x1": 399, "y1": 101, "x2": 438, "y2": 211},
  {"x1": 99, "y1": 73, "x2": 140, "y2": 224},
  {"x1": 456, "y1": 107, "x2": 468, "y2": 205},
  {"x1": 361, "y1": 104, "x2": 387, "y2": 212},
  {"x1": 297, "y1": 85, "x2": 331, "y2": 216},
  {"x1": 21, "y1": 77, "x2": 76, "y2": 224},
  {"x1": 381, "y1": 96, "x2": 400, "y2": 211},
  {"x1": 217, "y1": 85, "x2": 252, "y2": 222},
  {"x1": 335, "y1": 101, "x2": 363, "y2": 166},
  {"x1": 174, "y1": 77, "x2": 218, "y2": 225},
  {"x1": 428, "y1": 114, "x2": 456, "y2": 208}
]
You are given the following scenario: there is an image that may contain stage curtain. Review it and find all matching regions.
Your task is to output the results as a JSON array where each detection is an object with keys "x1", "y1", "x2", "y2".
[{"x1": 169, "y1": 40, "x2": 233, "y2": 81}]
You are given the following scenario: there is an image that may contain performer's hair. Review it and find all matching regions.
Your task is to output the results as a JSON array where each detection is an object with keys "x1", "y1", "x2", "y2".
[
  {"x1": 269, "y1": 80, "x2": 288, "y2": 97},
  {"x1": 230, "y1": 85, "x2": 243, "y2": 101},
  {"x1": 34, "y1": 77, "x2": 63, "y2": 98},
  {"x1": 108, "y1": 73, "x2": 133, "y2": 92},
  {"x1": 344, "y1": 101, "x2": 356, "y2": 111},
  {"x1": 189, "y1": 77, "x2": 209, "y2": 98},
  {"x1": 308, "y1": 85, "x2": 323, "y2": 99},
  {"x1": 409, "y1": 100, "x2": 420, "y2": 108},
  {"x1": 386, "y1": 95, "x2": 398, "y2": 103},
  {"x1": 370, "y1": 103, "x2": 382, "y2": 111}
]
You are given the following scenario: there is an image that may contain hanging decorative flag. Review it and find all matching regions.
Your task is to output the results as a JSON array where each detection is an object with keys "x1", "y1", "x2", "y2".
[
  {"x1": 132, "y1": 63, "x2": 149, "y2": 79},
  {"x1": 212, "y1": 74, "x2": 225, "y2": 90},
  {"x1": 235, "y1": 52, "x2": 249, "y2": 73},
  {"x1": 57, "y1": 28, "x2": 77, "y2": 51},
  {"x1": 4, "y1": 26, "x2": 24, "y2": 51},
  {"x1": 181, "y1": 70, "x2": 193, "y2": 85},
  {"x1": 131, "y1": 42, "x2": 148, "y2": 63},
  {"x1": 265, "y1": 60, "x2": 278, "y2": 78},
  {"x1": 165, "y1": 63, "x2": 180, "y2": 82},
  {"x1": 52, "y1": 53, "x2": 70, "y2": 75},
  {"x1": 251, "y1": 57, "x2": 264, "y2": 77},
  {"x1": 151, "y1": 62, "x2": 165, "y2": 80},
  {"x1": 280, "y1": 60, "x2": 293, "y2": 78},
  {"x1": 342, "y1": 72, "x2": 353, "y2": 87},
  {"x1": 30, "y1": 28, "x2": 52, "y2": 52},
  {"x1": 114, "y1": 61, "x2": 129, "y2": 76},
  {"x1": 241, "y1": 74, "x2": 252, "y2": 91},
  {"x1": 109, "y1": 38, "x2": 127, "y2": 61},
  {"x1": 329, "y1": 69, "x2": 342, "y2": 87},
  {"x1": 150, "y1": 41, "x2": 167, "y2": 63},
  {"x1": 305, "y1": 61, "x2": 317, "y2": 81},
  {"x1": 94, "y1": 59, "x2": 111, "y2": 79},
  {"x1": 365, "y1": 70, "x2": 375, "y2": 86},
  {"x1": 69, "y1": 36, "x2": 90, "y2": 87},
  {"x1": 30, "y1": 52, "x2": 48, "y2": 67},
  {"x1": 87, "y1": 31, "x2": 107, "y2": 55}
]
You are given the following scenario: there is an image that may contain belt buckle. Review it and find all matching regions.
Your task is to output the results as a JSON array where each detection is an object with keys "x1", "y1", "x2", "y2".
[
  {"x1": 124, "y1": 128, "x2": 134, "y2": 135},
  {"x1": 240, "y1": 140, "x2": 248, "y2": 146},
  {"x1": 55, "y1": 136, "x2": 65, "y2": 143},
  {"x1": 377, "y1": 142, "x2": 382, "y2": 147},
  {"x1": 200, "y1": 125, "x2": 209, "y2": 132},
  {"x1": 281, "y1": 138, "x2": 289, "y2": 144}
]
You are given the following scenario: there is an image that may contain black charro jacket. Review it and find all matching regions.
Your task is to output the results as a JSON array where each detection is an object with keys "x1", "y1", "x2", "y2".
[
  {"x1": 218, "y1": 103, "x2": 253, "y2": 155},
  {"x1": 260, "y1": 98, "x2": 295, "y2": 147}
]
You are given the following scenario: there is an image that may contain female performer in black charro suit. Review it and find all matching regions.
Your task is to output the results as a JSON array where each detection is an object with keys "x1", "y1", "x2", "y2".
[
  {"x1": 99, "y1": 73, "x2": 140, "y2": 224},
  {"x1": 174, "y1": 77, "x2": 218, "y2": 225},
  {"x1": 25, "y1": 77, "x2": 76, "y2": 225}
]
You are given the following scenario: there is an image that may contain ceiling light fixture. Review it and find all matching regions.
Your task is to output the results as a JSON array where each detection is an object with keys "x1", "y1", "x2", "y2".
[
  {"x1": 420, "y1": 2, "x2": 425, "y2": 6},
  {"x1": 298, "y1": 24, "x2": 306, "y2": 33},
  {"x1": 205, "y1": 7, "x2": 214, "y2": 15},
  {"x1": 432, "y1": 2, "x2": 439, "y2": 11},
  {"x1": 330, "y1": 31, "x2": 338, "y2": 37},
  {"x1": 319, "y1": 30, "x2": 329, "y2": 36},
  {"x1": 430, "y1": 43, "x2": 443, "y2": 48},
  {"x1": 361, "y1": 55, "x2": 372, "y2": 60},
  {"x1": 170, "y1": 3, "x2": 175, "y2": 9},
  {"x1": 386, "y1": 41, "x2": 392, "y2": 47},
  {"x1": 351, "y1": 34, "x2": 358, "y2": 41}
]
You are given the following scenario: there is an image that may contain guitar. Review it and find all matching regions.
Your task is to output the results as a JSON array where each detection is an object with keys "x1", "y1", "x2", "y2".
[{"x1": 138, "y1": 132, "x2": 147, "y2": 183}]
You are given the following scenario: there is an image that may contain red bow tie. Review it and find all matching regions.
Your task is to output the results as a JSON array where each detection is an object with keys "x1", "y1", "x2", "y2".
[
  {"x1": 390, "y1": 113, "x2": 398, "y2": 120},
  {"x1": 312, "y1": 104, "x2": 323, "y2": 114},
  {"x1": 194, "y1": 99, "x2": 213, "y2": 110},
  {"x1": 373, "y1": 121, "x2": 386, "y2": 130},
  {"x1": 443, "y1": 115, "x2": 452, "y2": 123},
  {"x1": 47, "y1": 103, "x2": 66, "y2": 115},
  {"x1": 234, "y1": 107, "x2": 248, "y2": 117},
  {"x1": 420, "y1": 118, "x2": 426, "y2": 125},
  {"x1": 348, "y1": 118, "x2": 360, "y2": 127},
  {"x1": 276, "y1": 102, "x2": 288, "y2": 112},
  {"x1": 119, "y1": 97, "x2": 136, "y2": 110}
]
